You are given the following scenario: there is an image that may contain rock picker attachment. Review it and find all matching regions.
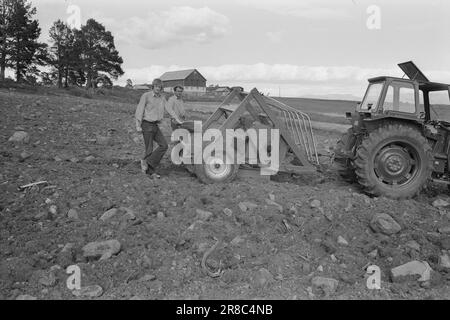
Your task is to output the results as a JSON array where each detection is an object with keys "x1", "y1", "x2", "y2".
[{"x1": 181, "y1": 88, "x2": 319, "y2": 184}]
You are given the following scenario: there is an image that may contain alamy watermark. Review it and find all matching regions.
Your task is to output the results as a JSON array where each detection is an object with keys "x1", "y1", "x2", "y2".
[
  {"x1": 367, "y1": 5, "x2": 381, "y2": 30},
  {"x1": 66, "y1": 265, "x2": 82, "y2": 290},
  {"x1": 366, "y1": 265, "x2": 382, "y2": 290},
  {"x1": 67, "y1": 4, "x2": 82, "y2": 30},
  {"x1": 170, "y1": 121, "x2": 280, "y2": 176}
]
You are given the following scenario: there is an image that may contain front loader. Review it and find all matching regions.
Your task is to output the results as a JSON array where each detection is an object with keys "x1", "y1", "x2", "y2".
[{"x1": 178, "y1": 88, "x2": 320, "y2": 184}]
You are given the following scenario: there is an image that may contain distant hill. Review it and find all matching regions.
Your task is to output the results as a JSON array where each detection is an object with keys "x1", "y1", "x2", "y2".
[{"x1": 300, "y1": 93, "x2": 362, "y2": 102}]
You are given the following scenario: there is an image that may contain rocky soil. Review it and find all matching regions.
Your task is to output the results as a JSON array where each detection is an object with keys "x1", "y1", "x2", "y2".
[{"x1": 1, "y1": 88, "x2": 450, "y2": 300}]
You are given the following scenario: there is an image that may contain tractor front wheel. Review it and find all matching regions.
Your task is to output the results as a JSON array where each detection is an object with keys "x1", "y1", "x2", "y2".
[
  {"x1": 354, "y1": 124, "x2": 433, "y2": 199},
  {"x1": 194, "y1": 153, "x2": 239, "y2": 184}
]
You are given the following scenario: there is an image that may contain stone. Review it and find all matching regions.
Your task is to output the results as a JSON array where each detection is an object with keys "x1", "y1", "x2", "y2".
[
  {"x1": 223, "y1": 208, "x2": 233, "y2": 217},
  {"x1": 370, "y1": 213, "x2": 402, "y2": 235},
  {"x1": 84, "y1": 156, "x2": 96, "y2": 162},
  {"x1": 230, "y1": 236, "x2": 245, "y2": 247},
  {"x1": 439, "y1": 254, "x2": 450, "y2": 270},
  {"x1": 36, "y1": 270, "x2": 58, "y2": 287},
  {"x1": 82, "y1": 240, "x2": 121, "y2": 261},
  {"x1": 9, "y1": 131, "x2": 30, "y2": 144},
  {"x1": 405, "y1": 240, "x2": 421, "y2": 252},
  {"x1": 269, "y1": 194, "x2": 276, "y2": 201},
  {"x1": 268, "y1": 253, "x2": 295, "y2": 276},
  {"x1": 289, "y1": 206, "x2": 298, "y2": 215},
  {"x1": 96, "y1": 136, "x2": 112, "y2": 146},
  {"x1": 195, "y1": 209, "x2": 213, "y2": 221},
  {"x1": 311, "y1": 277, "x2": 339, "y2": 295},
  {"x1": 438, "y1": 227, "x2": 450, "y2": 234},
  {"x1": 20, "y1": 151, "x2": 32, "y2": 161},
  {"x1": 321, "y1": 240, "x2": 337, "y2": 254},
  {"x1": 337, "y1": 236, "x2": 349, "y2": 246},
  {"x1": 238, "y1": 202, "x2": 258, "y2": 212},
  {"x1": 49, "y1": 205, "x2": 58, "y2": 215},
  {"x1": 440, "y1": 237, "x2": 450, "y2": 250},
  {"x1": 100, "y1": 208, "x2": 119, "y2": 221},
  {"x1": 34, "y1": 212, "x2": 50, "y2": 220},
  {"x1": 16, "y1": 294, "x2": 37, "y2": 300},
  {"x1": 121, "y1": 207, "x2": 136, "y2": 220},
  {"x1": 57, "y1": 152, "x2": 72, "y2": 161},
  {"x1": 265, "y1": 199, "x2": 283, "y2": 212},
  {"x1": 138, "y1": 274, "x2": 156, "y2": 282},
  {"x1": 368, "y1": 249, "x2": 378, "y2": 258},
  {"x1": 57, "y1": 244, "x2": 75, "y2": 268},
  {"x1": 391, "y1": 261, "x2": 433, "y2": 283},
  {"x1": 432, "y1": 199, "x2": 450, "y2": 208},
  {"x1": 310, "y1": 200, "x2": 321, "y2": 209},
  {"x1": 67, "y1": 209, "x2": 79, "y2": 220},
  {"x1": 317, "y1": 265, "x2": 324, "y2": 272},
  {"x1": 252, "y1": 268, "x2": 274, "y2": 288},
  {"x1": 157, "y1": 212, "x2": 165, "y2": 220},
  {"x1": 72, "y1": 285, "x2": 103, "y2": 298}
]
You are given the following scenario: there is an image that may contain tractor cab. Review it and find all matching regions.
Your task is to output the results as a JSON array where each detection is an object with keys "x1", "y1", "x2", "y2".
[
  {"x1": 357, "y1": 77, "x2": 421, "y2": 117},
  {"x1": 349, "y1": 61, "x2": 450, "y2": 129}
]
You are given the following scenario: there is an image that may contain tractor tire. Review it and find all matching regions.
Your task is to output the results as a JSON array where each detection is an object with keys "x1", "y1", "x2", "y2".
[
  {"x1": 194, "y1": 153, "x2": 239, "y2": 184},
  {"x1": 353, "y1": 124, "x2": 433, "y2": 199},
  {"x1": 334, "y1": 128, "x2": 357, "y2": 183}
]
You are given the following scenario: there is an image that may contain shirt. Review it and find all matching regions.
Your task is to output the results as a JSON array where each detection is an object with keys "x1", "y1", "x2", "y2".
[
  {"x1": 135, "y1": 91, "x2": 180, "y2": 124},
  {"x1": 166, "y1": 95, "x2": 186, "y2": 121}
]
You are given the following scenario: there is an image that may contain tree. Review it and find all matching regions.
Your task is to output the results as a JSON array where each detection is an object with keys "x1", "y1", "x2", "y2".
[
  {"x1": 76, "y1": 19, "x2": 123, "y2": 89},
  {"x1": 48, "y1": 20, "x2": 79, "y2": 88},
  {"x1": 4, "y1": 0, "x2": 45, "y2": 83},
  {"x1": 0, "y1": 0, "x2": 14, "y2": 81}
]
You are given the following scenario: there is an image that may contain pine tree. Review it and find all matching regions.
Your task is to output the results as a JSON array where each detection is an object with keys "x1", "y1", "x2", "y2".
[
  {"x1": 0, "y1": 0, "x2": 14, "y2": 81},
  {"x1": 76, "y1": 19, "x2": 124, "y2": 89},
  {"x1": 0, "y1": 0, "x2": 46, "y2": 83},
  {"x1": 7, "y1": 0, "x2": 44, "y2": 82},
  {"x1": 48, "y1": 20, "x2": 78, "y2": 88}
]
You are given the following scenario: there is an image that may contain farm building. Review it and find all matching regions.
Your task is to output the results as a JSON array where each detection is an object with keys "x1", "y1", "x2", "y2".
[
  {"x1": 160, "y1": 69, "x2": 207, "y2": 94},
  {"x1": 214, "y1": 86, "x2": 232, "y2": 96}
]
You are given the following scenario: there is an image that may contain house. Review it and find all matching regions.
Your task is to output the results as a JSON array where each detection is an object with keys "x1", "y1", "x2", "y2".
[
  {"x1": 214, "y1": 86, "x2": 232, "y2": 96},
  {"x1": 160, "y1": 69, "x2": 207, "y2": 94}
]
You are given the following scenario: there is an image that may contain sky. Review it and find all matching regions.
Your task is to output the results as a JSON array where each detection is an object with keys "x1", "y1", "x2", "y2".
[{"x1": 25, "y1": 0, "x2": 450, "y2": 98}]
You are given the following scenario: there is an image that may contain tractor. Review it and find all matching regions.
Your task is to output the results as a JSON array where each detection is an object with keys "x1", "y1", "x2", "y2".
[{"x1": 334, "y1": 61, "x2": 450, "y2": 199}]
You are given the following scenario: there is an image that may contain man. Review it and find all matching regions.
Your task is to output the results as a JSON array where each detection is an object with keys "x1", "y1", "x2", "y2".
[
  {"x1": 166, "y1": 86, "x2": 187, "y2": 131},
  {"x1": 135, "y1": 79, "x2": 183, "y2": 177}
]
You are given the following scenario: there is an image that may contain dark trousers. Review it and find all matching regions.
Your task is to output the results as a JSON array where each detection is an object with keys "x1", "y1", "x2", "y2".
[{"x1": 141, "y1": 120, "x2": 168, "y2": 169}]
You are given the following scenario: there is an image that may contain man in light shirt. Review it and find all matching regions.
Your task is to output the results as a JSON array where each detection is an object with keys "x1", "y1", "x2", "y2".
[
  {"x1": 135, "y1": 79, "x2": 183, "y2": 177},
  {"x1": 166, "y1": 86, "x2": 187, "y2": 131}
]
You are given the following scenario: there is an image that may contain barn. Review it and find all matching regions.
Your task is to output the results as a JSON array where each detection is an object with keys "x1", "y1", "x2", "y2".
[{"x1": 160, "y1": 69, "x2": 207, "y2": 95}]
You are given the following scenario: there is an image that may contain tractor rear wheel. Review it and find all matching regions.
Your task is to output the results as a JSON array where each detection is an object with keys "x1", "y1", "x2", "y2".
[
  {"x1": 354, "y1": 124, "x2": 433, "y2": 199},
  {"x1": 334, "y1": 128, "x2": 357, "y2": 183}
]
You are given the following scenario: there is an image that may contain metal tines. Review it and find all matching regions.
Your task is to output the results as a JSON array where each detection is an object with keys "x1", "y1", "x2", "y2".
[{"x1": 264, "y1": 96, "x2": 320, "y2": 165}]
